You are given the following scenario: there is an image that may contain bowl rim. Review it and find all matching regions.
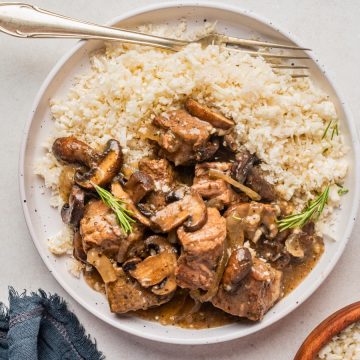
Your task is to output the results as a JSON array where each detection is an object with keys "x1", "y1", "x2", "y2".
[{"x1": 19, "y1": 0, "x2": 360, "y2": 345}]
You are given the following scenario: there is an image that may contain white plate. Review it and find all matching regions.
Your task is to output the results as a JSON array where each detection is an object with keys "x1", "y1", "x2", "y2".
[{"x1": 20, "y1": 1, "x2": 360, "y2": 345}]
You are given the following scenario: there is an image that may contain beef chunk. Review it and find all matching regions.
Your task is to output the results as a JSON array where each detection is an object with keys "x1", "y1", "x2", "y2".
[
  {"x1": 192, "y1": 162, "x2": 243, "y2": 209},
  {"x1": 139, "y1": 158, "x2": 175, "y2": 210},
  {"x1": 80, "y1": 199, "x2": 144, "y2": 262},
  {"x1": 80, "y1": 200, "x2": 125, "y2": 258},
  {"x1": 106, "y1": 268, "x2": 172, "y2": 313},
  {"x1": 153, "y1": 110, "x2": 218, "y2": 166},
  {"x1": 176, "y1": 207, "x2": 226, "y2": 291},
  {"x1": 212, "y1": 256, "x2": 282, "y2": 321}
]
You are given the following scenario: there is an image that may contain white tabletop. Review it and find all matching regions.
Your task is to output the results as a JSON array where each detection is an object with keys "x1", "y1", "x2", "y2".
[{"x1": 1, "y1": 0, "x2": 359, "y2": 358}]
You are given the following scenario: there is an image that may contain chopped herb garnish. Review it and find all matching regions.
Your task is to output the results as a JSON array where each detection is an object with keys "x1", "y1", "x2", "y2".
[
  {"x1": 277, "y1": 185, "x2": 330, "y2": 232},
  {"x1": 337, "y1": 184, "x2": 349, "y2": 196},
  {"x1": 92, "y1": 183, "x2": 135, "y2": 233}
]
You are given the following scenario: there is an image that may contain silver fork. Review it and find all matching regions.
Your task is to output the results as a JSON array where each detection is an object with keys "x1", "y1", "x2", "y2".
[{"x1": 0, "y1": 3, "x2": 310, "y2": 76}]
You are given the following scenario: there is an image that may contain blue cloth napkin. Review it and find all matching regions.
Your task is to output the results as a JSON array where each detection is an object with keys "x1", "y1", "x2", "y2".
[{"x1": 0, "y1": 288, "x2": 103, "y2": 360}]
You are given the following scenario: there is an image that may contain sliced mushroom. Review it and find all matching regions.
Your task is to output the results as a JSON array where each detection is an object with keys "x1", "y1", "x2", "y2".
[
  {"x1": 122, "y1": 257, "x2": 142, "y2": 272},
  {"x1": 150, "y1": 190, "x2": 207, "y2": 233},
  {"x1": 222, "y1": 248, "x2": 253, "y2": 293},
  {"x1": 52, "y1": 136, "x2": 99, "y2": 168},
  {"x1": 185, "y1": 98, "x2": 235, "y2": 130},
  {"x1": 111, "y1": 180, "x2": 152, "y2": 227},
  {"x1": 127, "y1": 252, "x2": 177, "y2": 288},
  {"x1": 61, "y1": 185, "x2": 85, "y2": 226},
  {"x1": 124, "y1": 171, "x2": 154, "y2": 204},
  {"x1": 231, "y1": 149, "x2": 258, "y2": 184},
  {"x1": 75, "y1": 139, "x2": 123, "y2": 189},
  {"x1": 145, "y1": 235, "x2": 177, "y2": 255},
  {"x1": 72, "y1": 230, "x2": 87, "y2": 264},
  {"x1": 87, "y1": 248, "x2": 117, "y2": 284},
  {"x1": 151, "y1": 275, "x2": 177, "y2": 296}
]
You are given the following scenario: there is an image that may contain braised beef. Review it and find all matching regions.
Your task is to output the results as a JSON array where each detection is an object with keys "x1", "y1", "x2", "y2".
[
  {"x1": 152, "y1": 110, "x2": 218, "y2": 166},
  {"x1": 212, "y1": 256, "x2": 282, "y2": 321},
  {"x1": 176, "y1": 208, "x2": 226, "y2": 291}
]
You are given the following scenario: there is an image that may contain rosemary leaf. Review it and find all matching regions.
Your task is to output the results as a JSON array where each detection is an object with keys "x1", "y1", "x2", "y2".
[
  {"x1": 92, "y1": 183, "x2": 135, "y2": 234},
  {"x1": 277, "y1": 185, "x2": 330, "y2": 232},
  {"x1": 322, "y1": 120, "x2": 333, "y2": 139}
]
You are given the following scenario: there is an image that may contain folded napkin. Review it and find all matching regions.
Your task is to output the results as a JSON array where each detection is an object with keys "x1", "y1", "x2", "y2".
[{"x1": 0, "y1": 288, "x2": 103, "y2": 360}]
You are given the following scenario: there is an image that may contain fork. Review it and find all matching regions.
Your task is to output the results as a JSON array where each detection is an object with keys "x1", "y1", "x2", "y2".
[{"x1": 0, "y1": 2, "x2": 310, "y2": 75}]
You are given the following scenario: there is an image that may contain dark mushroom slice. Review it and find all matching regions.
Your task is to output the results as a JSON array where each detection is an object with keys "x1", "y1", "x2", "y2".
[
  {"x1": 150, "y1": 190, "x2": 207, "y2": 233},
  {"x1": 61, "y1": 185, "x2": 85, "y2": 226},
  {"x1": 75, "y1": 139, "x2": 123, "y2": 189},
  {"x1": 194, "y1": 137, "x2": 220, "y2": 163},
  {"x1": 246, "y1": 166, "x2": 277, "y2": 202},
  {"x1": 122, "y1": 257, "x2": 142, "y2": 272},
  {"x1": 72, "y1": 230, "x2": 87, "y2": 264},
  {"x1": 151, "y1": 275, "x2": 177, "y2": 296},
  {"x1": 116, "y1": 223, "x2": 144, "y2": 264},
  {"x1": 52, "y1": 136, "x2": 100, "y2": 168},
  {"x1": 145, "y1": 235, "x2": 176, "y2": 255},
  {"x1": 111, "y1": 180, "x2": 152, "y2": 227},
  {"x1": 222, "y1": 247, "x2": 253, "y2": 293},
  {"x1": 124, "y1": 171, "x2": 154, "y2": 204},
  {"x1": 231, "y1": 149, "x2": 258, "y2": 184},
  {"x1": 185, "y1": 98, "x2": 235, "y2": 130}
]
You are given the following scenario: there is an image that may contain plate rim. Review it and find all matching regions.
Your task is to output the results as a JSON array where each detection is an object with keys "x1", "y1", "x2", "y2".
[{"x1": 19, "y1": 0, "x2": 360, "y2": 345}]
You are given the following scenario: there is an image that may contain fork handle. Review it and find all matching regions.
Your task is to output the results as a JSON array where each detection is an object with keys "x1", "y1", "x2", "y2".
[{"x1": 0, "y1": 2, "x2": 186, "y2": 50}]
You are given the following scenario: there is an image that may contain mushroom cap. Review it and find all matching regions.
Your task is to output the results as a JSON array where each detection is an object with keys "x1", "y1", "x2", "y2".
[
  {"x1": 150, "y1": 189, "x2": 207, "y2": 233},
  {"x1": 185, "y1": 98, "x2": 235, "y2": 130},
  {"x1": 61, "y1": 185, "x2": 85, "y2": 226},
  {"x1": 52, "y1": 136, "x2": 99, "y2": 168},
  {"x1": 75, "y1": 139, "x2": 123, "y2": 189}
]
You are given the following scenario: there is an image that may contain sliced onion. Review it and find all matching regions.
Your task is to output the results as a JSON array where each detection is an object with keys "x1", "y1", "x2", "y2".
[{"x1": 208, "y1": 169, "x2": 261, "y2": 201}]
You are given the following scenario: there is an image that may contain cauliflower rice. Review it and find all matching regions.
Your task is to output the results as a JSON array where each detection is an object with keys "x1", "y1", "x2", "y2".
[
  {"x1": 34, "y1": 22, "x2": 349, "y2": 253},
  {"x1": 318, "y1": 322, "x2": 360, "y2": 360}
]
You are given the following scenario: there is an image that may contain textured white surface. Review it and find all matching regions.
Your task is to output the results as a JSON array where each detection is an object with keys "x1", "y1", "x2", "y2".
[{"x1": 0, "y1": 0, "x2": 359, "y2": 358}]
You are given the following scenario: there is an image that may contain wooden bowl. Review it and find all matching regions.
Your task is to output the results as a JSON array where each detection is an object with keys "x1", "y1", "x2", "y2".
[{"x1": 294, "y1": 302, "x2": 360, "y2": 360}]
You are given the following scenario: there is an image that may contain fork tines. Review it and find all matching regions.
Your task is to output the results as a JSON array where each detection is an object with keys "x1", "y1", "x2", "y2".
[
  {"x1": 225, "y1": 47, "x2": 310, "y2": 60},
  {"x1": 222, "y1": 35, "x2": 310, "y2": 51}
]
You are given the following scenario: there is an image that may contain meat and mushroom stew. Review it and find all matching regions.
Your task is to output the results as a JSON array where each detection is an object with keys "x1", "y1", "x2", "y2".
[{"x1": 52, "y1": 98, "x2": 325, "y2": 328}]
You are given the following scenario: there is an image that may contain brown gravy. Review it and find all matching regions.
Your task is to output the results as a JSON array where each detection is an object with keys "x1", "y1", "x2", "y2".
[
  {"x1": 83, "y1": 243, "x2": 323, "y2": 329},
  {"x1": 282, "y1": 245, "x2": 324, "y2": 295},
  {"x1": 135, "y1": 289, "x2": 236, "y2": 329}
]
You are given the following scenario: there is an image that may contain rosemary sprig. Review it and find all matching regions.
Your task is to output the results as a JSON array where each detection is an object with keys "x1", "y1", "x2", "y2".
[
  {"x1": 277, "y1": 185, "x2": 330, "y2": 232},
  {"x1": 92, "y1": 183, "x2": 135, "y2": 233},
  {"x1": 322, "y1": 120, "x2": 339, "y2": 140}
]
